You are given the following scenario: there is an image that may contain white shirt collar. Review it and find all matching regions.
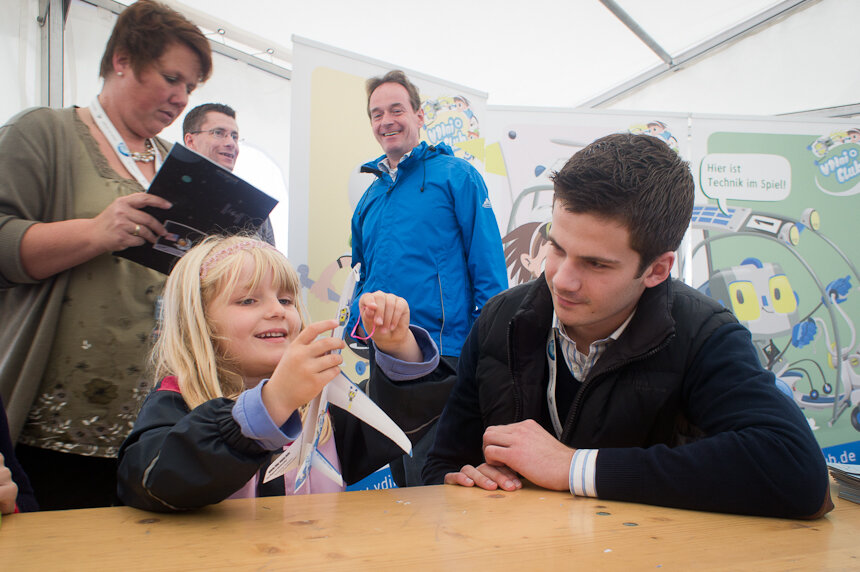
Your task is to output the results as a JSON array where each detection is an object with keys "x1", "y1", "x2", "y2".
[
  {"x1": 376, "y1": 150, "x2": 413, "y2": 181},
  {"x1": 553, "y1": 308, "x2": 636, "y2": 347}
]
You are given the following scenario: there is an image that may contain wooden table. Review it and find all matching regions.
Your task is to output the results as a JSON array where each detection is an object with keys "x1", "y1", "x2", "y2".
[{"x1": 2, "y1": 484, "x2": 858, "y2": 570}]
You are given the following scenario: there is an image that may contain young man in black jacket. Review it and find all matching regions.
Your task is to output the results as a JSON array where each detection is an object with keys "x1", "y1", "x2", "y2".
[{"x1": 409, "y1": 133, "x2": 831, "y2": 519}]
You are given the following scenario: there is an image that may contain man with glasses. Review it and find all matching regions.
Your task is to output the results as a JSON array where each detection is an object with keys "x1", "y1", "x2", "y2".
[
  {"x1": 183, "y1": 103, "x2": 240, "y2": 171},
  {"x1": 182, "y1": 103, "x2": 274, "y2": 245}
]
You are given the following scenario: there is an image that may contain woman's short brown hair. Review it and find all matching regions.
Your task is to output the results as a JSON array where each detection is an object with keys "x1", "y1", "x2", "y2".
[{"x1": 99, "y1": 0, "x2": 212, "y2": 82}]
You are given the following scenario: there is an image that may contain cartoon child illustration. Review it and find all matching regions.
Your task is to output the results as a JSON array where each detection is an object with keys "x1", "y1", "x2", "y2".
[
  {"x1": 646, "y1": 121, "x2": 678, "y2": 150},
  {"x1": 844, "y1": 128, "x2": 860, "y2": 144},
  {"x1": 629, "y1": 121, "x2": 678, "y2": 152},
  {"x1": 453, "y1": 96, "x2": 474, "y2": 119},
  {"x1": 808, "y1": 129, "x2": 860, "y2": 158},
  {"x1": 502, "y1": 221, "x2": 552, "y2": 285},
  {"x1": 467, "y1": 115, "x2": 480, "y2": 140}
]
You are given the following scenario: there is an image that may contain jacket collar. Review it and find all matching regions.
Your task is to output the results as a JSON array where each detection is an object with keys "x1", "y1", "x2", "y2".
[
  {"x1": 360, "y1": 141, "x2": 454, "y2": 177},
  {"x1": 509, "y1": 276, "x2": 676, "y2": 380}
]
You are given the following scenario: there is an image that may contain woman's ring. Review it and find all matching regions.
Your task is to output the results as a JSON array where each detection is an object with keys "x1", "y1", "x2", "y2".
[{"x1": 133, "y1": 224, "x2": 141, "y2": 237}]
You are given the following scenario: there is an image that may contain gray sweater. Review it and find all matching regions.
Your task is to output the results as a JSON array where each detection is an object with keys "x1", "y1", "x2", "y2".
[{"x1": 0, "y1": 107, "x2": 168, "y2": 441}]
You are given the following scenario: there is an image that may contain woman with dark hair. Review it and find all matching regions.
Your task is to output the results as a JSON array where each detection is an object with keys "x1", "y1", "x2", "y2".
[{"x1": 0, "y1": 0, "x2": 212, "y2": 510}]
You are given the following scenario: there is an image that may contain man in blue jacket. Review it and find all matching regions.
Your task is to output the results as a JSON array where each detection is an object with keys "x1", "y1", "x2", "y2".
[
  {"x1": 418, "y1": 133, "x2": 832, "y2": 519},
  {"x1": 351, "y1": 70, "x2": 507, "y2": 486}
]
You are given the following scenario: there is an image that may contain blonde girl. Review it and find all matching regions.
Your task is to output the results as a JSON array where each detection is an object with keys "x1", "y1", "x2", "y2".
[{"x1": 117, "y1": 236, "x2": 435, "y2": 511}]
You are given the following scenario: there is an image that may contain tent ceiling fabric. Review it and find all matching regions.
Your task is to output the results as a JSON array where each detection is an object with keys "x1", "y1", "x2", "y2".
[
  {"x1": 160, "y1": 0, "x2": 797, "y2": 107},
  {"x1": 613, "y1": 0, "x2": 787, "y2": 57},
  {"x1": 65, "y1": 0, "x2": 856, "y2": 115}
]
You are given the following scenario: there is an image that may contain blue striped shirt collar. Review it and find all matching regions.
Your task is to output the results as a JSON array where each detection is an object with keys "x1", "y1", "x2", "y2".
[{"x1": 552, "y1": 309, "x2": 636, "y2": 380}]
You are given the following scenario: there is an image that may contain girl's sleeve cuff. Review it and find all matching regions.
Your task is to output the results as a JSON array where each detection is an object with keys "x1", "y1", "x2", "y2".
[
  {"x1": 373, "y1": 325, "x2": 440, "y2": 381},
  {"x1": 233, "y1": 379, "x2": 302, "y2": 450}
]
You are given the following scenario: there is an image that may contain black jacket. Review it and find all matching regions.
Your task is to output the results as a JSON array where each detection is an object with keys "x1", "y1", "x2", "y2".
[
  {"x1": 423, "y1": 277, "x2": 832, "y2": 519},
  {"x1": 117, "y1": 379, "x2": 406, "y2": 512}
]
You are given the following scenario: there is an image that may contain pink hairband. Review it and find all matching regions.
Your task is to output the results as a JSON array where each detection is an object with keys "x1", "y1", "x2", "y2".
[{"x1": 199, "y1": 240, "x2": 277, "y2": 278}]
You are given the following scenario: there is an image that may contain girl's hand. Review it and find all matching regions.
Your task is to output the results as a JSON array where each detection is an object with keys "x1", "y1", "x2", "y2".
[
  {"x1": 358, "y1": 292, "x2": 422, "y2": 362},
  {"x1": 262, "y1": 319, "x2": 345, "y2": 425}
]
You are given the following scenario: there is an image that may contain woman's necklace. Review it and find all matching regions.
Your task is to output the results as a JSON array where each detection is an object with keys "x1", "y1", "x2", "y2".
[
  {"x1": 129, "y1": 138, "x2": 156, "y2": 163},
  {"x1": 89, "y1": 95, "x2": 162, "y2": 188}
]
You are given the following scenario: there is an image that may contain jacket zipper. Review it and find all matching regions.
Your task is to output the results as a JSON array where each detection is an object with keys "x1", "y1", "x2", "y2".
[
  {"x1": 508, "y1": 320, "x2": 522, "y2": 420},
  {"x1": 560, "y1": 334, "x2": 675, "y2": 443},
  {"x1": 437, "y1": 272, "x2": 445, "y2": 355}
]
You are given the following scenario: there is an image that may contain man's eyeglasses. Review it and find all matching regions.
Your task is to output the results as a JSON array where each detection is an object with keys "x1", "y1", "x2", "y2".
[{"x1": 189, "y1": 127, "x2": 241, "y2": 142}]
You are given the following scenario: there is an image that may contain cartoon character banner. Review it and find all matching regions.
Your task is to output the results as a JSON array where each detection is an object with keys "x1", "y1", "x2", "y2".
[
  {"x1": 478, "y1": 108, "x2": 689, "y2": 286},
  {"x1": 688, "y1": 116, "x2": 860, "y2": 464}
]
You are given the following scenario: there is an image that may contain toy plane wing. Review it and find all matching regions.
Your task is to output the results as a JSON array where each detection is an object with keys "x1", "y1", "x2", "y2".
[
  {"x1": 326, "y1": 371, "x2": 411, "y2": 454},
  {"x1": 263, "y1": 263, "x2": 411, "y2": 491}
]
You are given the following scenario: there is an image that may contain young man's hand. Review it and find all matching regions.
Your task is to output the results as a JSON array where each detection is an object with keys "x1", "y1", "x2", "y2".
[
  {"x1": 444, "y1": 462, "x2": 522, "y2": 491},
  {"x1": 444, "y1": 420, "x2": 575, "y2": 492},
  {"x1": 482, "y1": 420, "x2": 575, "y2": 491}
]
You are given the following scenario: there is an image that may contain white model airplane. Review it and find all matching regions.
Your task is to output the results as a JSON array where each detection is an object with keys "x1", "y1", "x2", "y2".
[{"x1": 263, "y1": 263, "x2": 412, "y2": 491}]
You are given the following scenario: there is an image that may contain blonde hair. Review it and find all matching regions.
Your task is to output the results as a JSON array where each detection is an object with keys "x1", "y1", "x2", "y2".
[
  {"x1": 152, "y1": 235, "x2": 335, "y2": 445},
  {"x1": 152, "y1": 235, "x2": 301, "y2": 407}
]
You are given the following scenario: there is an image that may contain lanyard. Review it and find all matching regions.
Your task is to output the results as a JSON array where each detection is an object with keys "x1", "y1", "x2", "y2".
[
  {"x1": 545, "y1": 329, "x2": 564, "y2": 439},
  {"x1": 89, "y1": 95, "x2": 162, "y2": 189},
  {"x1": 545, "y1": 312, "x2": 633, "y2": 440}
]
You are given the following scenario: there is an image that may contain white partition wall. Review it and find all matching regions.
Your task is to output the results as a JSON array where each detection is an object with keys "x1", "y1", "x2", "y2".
[{"x1": 0, "y1": 0, "x2": 41, "y2": 122}]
